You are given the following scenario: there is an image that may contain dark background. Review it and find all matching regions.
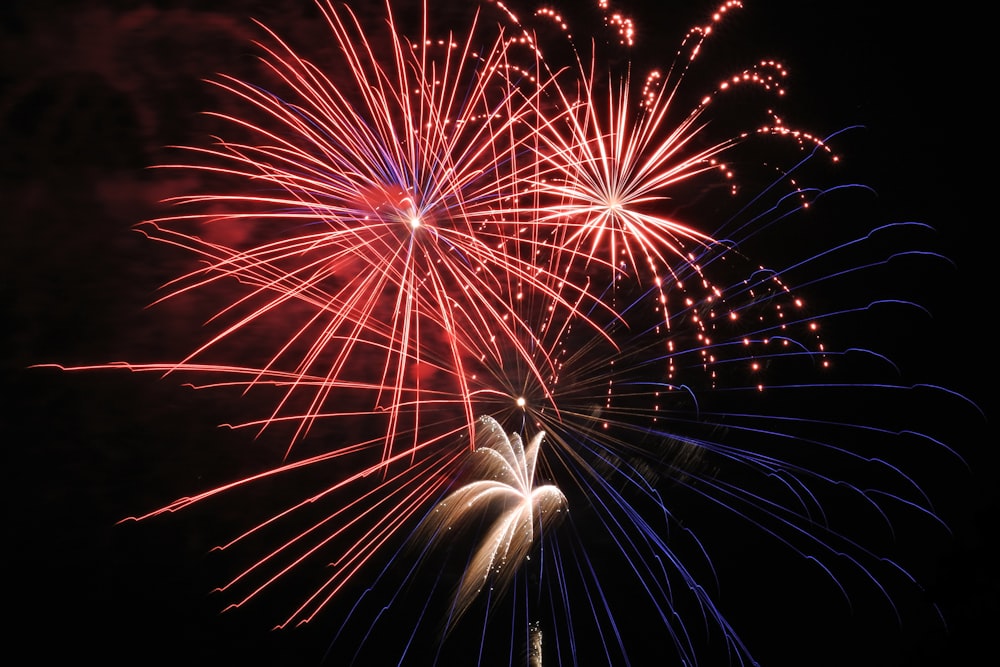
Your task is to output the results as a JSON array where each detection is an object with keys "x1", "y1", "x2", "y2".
[{"x1": 2, "y1": 1, "x2": 993, "y2": 665}]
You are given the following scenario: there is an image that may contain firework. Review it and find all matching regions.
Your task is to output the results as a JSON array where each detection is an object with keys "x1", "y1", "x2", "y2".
[
  {"x1": 38, "y1": 0, "x2": 977, "y2": 665},
  {"x1": 418, "y1": 415, "x2": 566, "y2": 630}
]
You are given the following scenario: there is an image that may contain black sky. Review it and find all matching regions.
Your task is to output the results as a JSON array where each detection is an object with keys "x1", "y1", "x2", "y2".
[{"x1": 3, "y1": 2, "x2": 994, "y2": 666}]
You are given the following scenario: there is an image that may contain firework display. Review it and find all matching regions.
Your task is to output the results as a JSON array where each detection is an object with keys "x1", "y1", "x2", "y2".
[{"x1": 23, "y1": 0, "x2": 986, "y2": 665}]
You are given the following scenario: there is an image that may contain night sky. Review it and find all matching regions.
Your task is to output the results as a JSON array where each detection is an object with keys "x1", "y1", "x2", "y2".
[{"x1": 3, "y1": 2, "x2": 994, "y2": 666}]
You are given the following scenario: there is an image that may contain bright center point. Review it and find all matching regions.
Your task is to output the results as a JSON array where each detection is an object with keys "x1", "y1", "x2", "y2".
[
  {"x1": 516, "y1": 396, "x2": 526, "y2": 408},
  {"x1": 409, "y1": 215, "x2": 422, "y2": 229}
]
